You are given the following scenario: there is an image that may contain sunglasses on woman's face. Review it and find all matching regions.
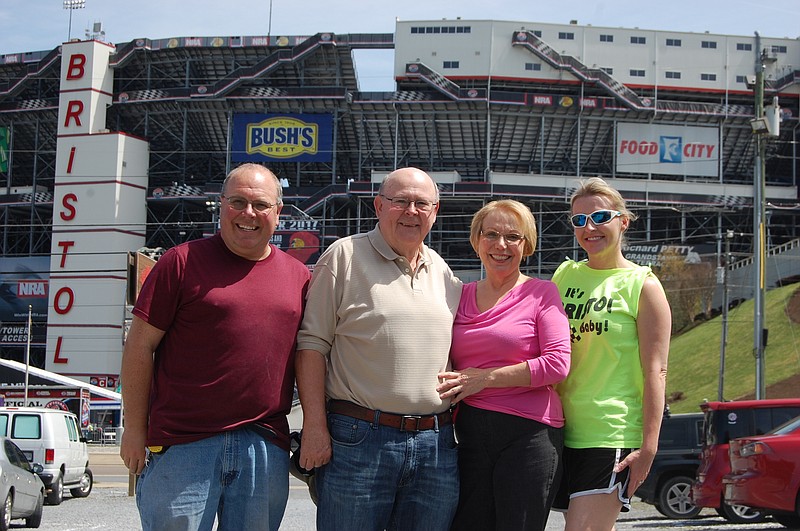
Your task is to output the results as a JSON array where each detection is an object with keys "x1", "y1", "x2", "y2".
[{"x1": 570, "y1": 209, "x2": 622, "y2": 229}]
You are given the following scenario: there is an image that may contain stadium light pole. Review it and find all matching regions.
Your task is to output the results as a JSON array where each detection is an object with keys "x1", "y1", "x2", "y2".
[
  {"x1": 268, "y1": 0, "x2": 273, "y2": 42},
  {"x1": 63, "y1": 0, "x2": 86, "y2": 42}
]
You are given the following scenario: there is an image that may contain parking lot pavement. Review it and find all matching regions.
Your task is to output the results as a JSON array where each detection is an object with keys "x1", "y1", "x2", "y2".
[{"x1": 30, "y1": 477, "x2": 787, "y2": 531}]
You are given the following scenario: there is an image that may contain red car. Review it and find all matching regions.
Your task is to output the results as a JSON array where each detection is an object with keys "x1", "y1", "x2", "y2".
[
  {"x1": 692, "y1": 398, "x2": 800, "y2": 523},
  {"x1": 723, "y1": 415, "x2": 800, "y2": 528}
]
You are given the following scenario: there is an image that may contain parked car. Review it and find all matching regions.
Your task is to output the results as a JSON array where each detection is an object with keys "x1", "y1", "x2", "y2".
[
  {"x1": 635, "y1": 412, "x2": 704, "y2": 519},
  {"x1": 723, "y1": 414, "x2": 800, "y2": 528},
  {"x1": 692, "y1": 398, "x2": 800, "y2": 523},
  {"x1": 0, "y1": 437, "x2": 44, "y2": 530},
  {"x1": 0, "y1": 407, "x2": 92, "y2": 505}
]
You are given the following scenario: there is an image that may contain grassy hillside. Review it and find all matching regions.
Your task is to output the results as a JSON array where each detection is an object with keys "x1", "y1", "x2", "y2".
[{"x1": 667, "y1": 282, "x2": 800, "y2": 413}]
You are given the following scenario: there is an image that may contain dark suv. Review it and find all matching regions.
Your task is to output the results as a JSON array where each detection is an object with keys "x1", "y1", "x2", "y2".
[
  {"x1": 692, "y1": 398, "x2": 800, "y2": 523},
  {"x1": 636, "y1": 412, "x2": 704, "y2": 519}
]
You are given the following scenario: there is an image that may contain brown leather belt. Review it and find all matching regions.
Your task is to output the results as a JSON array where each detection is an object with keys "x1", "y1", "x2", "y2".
[{"x1": 327, "y1": 400, "x2": 452, "y2": 432}]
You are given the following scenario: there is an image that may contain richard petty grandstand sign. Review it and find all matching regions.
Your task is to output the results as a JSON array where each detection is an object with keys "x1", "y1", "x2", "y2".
[
  {"x1": 616, "y1": 123, "x2": 719, "y2": 178},
  {"x1": 232, "y1": 113, "x2": 333, "y2": 163}
]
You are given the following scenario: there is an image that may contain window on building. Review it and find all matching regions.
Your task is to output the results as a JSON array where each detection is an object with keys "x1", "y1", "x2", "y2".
[
  {"x1": 666, "y1": 38, "x2": 682, "y2": 47},
  {"x1": 665, "y1": 71, "x2": 681, "y2": 79},
  {"x1": 533, "y1": 30, "x2": 542, "y2": 37},
  {"x1": 525, "y1": 63, "x2": 542, "y2": 71},
  {"x1": 559, "y1": 32, "x2": 575, "y2": 40},
  {"x1": 601, "y1": 67, "x2": 614, "y2": 75},
  {"x1": 772, "y1": 45, "x2": 788, "y2": 54},
  {"x1": 443, "y1": 61, "x2": 459, "y2": 69},
  {"x1": 702, "y1": 41, "x2": 717, "y2": 49},
  {"x1": 600, "y1": 34, "x2": 614, "y2": 42},
  {"x1": 630, "y1": 69, "x2": 646, "y2": 77},
  {"x1": 736, "y1": 75, "x2": 748, "y2": 84},
  {"x1": 631, "y1": 36, "x2": 646, "y2": 45},
  {"x1": 737, "y1": 43, "x2": 752, "y2": 51},
  {"x1": 701, "y1": 73, "x2": 717, "y2": 81},
  {"x1": 413, "y1": 25, "x2": 472, "y2": 35}
]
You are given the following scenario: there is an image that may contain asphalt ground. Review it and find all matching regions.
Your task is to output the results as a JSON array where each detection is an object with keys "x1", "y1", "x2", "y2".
[{"x1": 24, "y1": 409, "x2": 783, "y2": 530}]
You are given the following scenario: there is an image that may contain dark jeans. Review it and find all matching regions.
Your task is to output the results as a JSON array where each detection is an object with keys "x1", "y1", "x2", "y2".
[{"x1": 451, "y1": 403, "x2": 563, "y2": 531}]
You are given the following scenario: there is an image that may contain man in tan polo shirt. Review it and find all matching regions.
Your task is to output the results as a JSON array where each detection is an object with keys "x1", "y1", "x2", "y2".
[{"x1": 295, "y1": 167, "x2": 463, "y2": 530}]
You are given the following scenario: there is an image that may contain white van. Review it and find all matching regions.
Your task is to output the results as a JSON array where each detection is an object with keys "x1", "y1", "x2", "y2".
[{"x1": 0, "y1": 407, "x2": 92, "y2": 505}]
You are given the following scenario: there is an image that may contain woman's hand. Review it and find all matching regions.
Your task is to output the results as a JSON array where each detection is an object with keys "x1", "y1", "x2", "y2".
[
  {"x1": 615, "y1": 447, "x2": 657, "y2": 498},
  {"x1": 437, "y1": 368, "x2": 490, "y2": 404}
]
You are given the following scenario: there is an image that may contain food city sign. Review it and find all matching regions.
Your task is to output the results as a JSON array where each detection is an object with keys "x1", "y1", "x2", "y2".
[{"x1": 616, "y1": 122, "x2": 719, "y2": 178}]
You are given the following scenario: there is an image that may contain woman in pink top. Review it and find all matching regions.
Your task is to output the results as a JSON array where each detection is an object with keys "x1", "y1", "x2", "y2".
[{"x1": 438, "y1": 199, "x2": 571, "y2": 531}]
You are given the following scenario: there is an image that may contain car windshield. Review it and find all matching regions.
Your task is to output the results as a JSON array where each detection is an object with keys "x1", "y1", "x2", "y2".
[
  {"x1": 769, "y1": 414, "x2": 800, "y2": 435},
  {"x1": 706, "y1": 406, "x2": 800, "y2": 445}
]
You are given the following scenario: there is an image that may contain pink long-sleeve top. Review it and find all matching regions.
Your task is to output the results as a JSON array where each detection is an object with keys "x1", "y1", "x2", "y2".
[{"x1": 450, "y1": 278, "x2": 571, "y2": 427}]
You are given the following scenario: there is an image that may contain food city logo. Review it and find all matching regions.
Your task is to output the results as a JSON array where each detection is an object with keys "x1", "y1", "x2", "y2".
[
  {"x1": 561, "y1": 287, "x2": 615, "y2": 343},
  {"x1": 246, "y1": 116, "x2": 319, "y2": 158},
  {"x1": 619, "y1": 136, "x2": 716, "y2": 164}
]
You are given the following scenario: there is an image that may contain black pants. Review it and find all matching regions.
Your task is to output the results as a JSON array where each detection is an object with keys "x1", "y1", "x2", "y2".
[{"x1": 450, "y1": 403, "x2": 563, "y2": 531}]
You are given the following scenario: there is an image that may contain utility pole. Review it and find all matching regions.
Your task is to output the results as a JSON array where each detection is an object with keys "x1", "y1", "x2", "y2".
[
  {"x1": 750, "y1": 33, "x2": 779, "y2": 399},
  {"x1": 718, "y1": 230, "x2": 733, "y2": 401},
  {"x1": 752, "y1": 35, "x2": 767, "y2": 400}
]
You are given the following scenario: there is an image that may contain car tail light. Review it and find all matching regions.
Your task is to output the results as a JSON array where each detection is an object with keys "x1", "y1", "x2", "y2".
[
  {"x1": 45, "y1": 448, "x2": 55, "y2": 464},
  {"x1": 740, "y1": 441, "x2": 771, "y2": 457}
]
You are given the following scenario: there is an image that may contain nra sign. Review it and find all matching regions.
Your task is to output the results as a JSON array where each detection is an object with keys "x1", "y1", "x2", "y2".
[
  {"x1": 17, "y1": 280, "x2": 47, "y2": 297},
  {"x1": 0, "y1": 256, "x2": 49, "y2": 345}
]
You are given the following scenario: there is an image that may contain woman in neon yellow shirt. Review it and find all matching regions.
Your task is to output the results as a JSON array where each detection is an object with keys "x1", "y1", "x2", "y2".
[{"x1": 552, "y1": 177, "x2": 671, "y2": 531}]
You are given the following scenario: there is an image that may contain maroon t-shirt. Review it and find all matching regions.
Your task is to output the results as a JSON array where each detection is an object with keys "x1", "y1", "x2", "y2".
[{"x1": 132, "y1": 234, "x2": 310, "y2": 451}]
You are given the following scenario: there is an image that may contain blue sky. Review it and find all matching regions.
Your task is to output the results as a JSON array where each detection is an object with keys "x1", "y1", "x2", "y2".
[{"x1": 2, "y1": 0, "x2": 798, "y2": 91}]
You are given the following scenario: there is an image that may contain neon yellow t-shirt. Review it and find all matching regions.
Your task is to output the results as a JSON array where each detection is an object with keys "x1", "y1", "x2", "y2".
[{"x1": 552, "y1": 259, "x2": 656, "y2": 448}]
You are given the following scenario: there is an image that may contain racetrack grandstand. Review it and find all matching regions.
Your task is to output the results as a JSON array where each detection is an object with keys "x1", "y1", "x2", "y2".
[{"x1": 0, "y1": 18, "x2": 798, "y2": 380}]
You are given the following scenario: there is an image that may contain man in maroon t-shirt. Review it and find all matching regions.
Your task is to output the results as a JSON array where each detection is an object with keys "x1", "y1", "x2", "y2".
[{"x1": 120, "y1": 163, "x2": 310, "y2": 531}]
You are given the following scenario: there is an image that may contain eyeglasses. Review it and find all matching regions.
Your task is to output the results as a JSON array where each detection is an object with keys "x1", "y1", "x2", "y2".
[
  {"x1": 570, "y1": 209, "x2": 622, "y2": 229},
  {"x1": 480, "y1": 230, "x2": 525, "y2": 244},
  {"x1": 379, "y1": 195, "x2": 437, "y2": 213},
  {"x1": 222, "y1": 195, "x2": 278, "y2": 212}
]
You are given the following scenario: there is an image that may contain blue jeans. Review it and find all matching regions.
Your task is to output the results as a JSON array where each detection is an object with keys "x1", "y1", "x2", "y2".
[
  {"x1": 316, "y1": 412, "x2": 459, "y2": 531},
  {"x1": 136, "y1": 427, "x2": 289, "y2": 531}
]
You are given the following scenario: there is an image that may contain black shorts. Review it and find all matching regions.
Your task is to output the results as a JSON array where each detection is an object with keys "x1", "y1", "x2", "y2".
[{"x1": 551, "y1": 447, "x2": 634, "y2": 513}]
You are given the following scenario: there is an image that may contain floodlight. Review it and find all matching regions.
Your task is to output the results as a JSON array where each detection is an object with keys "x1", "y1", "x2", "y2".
[
  {"x1": 63, "y1": 0, "x2": 86, "y2": 42},
  {"x1": 749, "y1": 117, "x2": 770, "y2": 134}
]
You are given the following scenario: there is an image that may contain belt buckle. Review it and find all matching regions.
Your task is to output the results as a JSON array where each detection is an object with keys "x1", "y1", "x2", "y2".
[{"x1": 399, "y1": 415, "x2": 422, "y2": 432}]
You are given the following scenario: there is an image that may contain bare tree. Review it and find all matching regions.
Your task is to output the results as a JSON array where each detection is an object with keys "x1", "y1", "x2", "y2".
[{"x1": 655, "y1": 248, "x2": 716, "y2": 333}]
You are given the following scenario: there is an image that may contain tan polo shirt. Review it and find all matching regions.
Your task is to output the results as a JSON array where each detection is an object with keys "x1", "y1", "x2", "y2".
[{"x1": 297, "y1": 225, "x2": 463, "y2": 415}]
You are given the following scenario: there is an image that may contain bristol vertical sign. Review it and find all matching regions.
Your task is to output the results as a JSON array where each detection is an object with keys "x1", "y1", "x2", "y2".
[{"x1": 46, "y1": 40, "x2": 149, "y2": 382}]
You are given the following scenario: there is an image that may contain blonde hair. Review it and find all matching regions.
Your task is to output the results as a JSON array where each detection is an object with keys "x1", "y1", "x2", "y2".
[
  {"x1": 469, "y1": 200, "x2": 537, "y2": 257},
  {"x1": 570, "y1": 177, "x2": 637, "y2": 222}
]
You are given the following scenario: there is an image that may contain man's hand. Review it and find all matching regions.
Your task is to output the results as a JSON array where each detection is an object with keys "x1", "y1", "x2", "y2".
[
  {"x1": 298, "y1": 423, "x2": 332, "y2": 470},
  {"x1": 119, "y1": 426, "x2": 148, "y2": 476}
]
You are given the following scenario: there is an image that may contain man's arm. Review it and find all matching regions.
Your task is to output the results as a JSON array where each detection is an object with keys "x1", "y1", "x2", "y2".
[
  {"x1": 119, "y1": 316, "x2": 165, "y2": 475},
  {"x1": 295, "y1": 348, "x2": 331, "y2": 469}
]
